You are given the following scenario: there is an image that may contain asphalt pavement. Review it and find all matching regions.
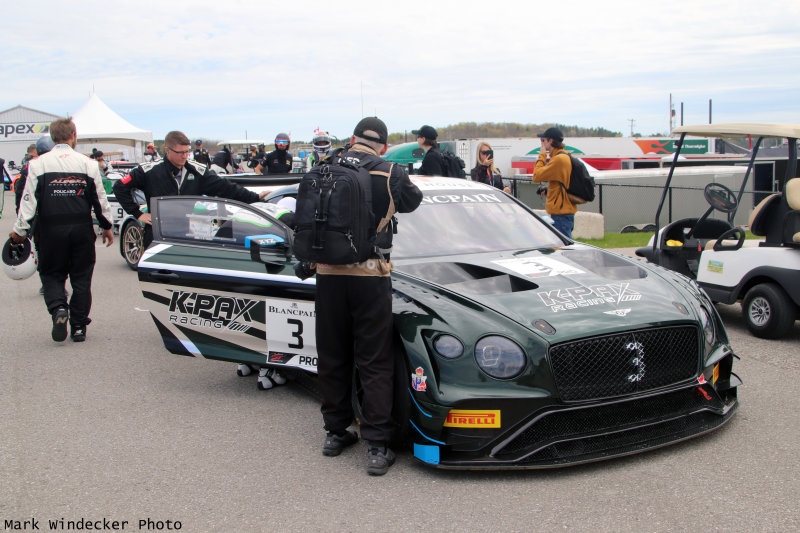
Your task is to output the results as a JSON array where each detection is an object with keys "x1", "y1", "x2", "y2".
[{"x1": 1, "y1": 190, "x2": 799, "y2": 532}]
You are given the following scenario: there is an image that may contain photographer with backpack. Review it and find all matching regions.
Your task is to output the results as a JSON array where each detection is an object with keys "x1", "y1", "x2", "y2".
[
  {"x1": 298, "y1": 117, "x2": 422, "y2": 476},
  {"x1": 532, "y1": 127, "x2": 578, "y2": 238}
]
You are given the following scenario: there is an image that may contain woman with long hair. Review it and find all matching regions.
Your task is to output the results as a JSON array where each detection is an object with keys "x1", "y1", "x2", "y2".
[{"x1": 470, "y1": 142, "x2": 510, "y2": 193}]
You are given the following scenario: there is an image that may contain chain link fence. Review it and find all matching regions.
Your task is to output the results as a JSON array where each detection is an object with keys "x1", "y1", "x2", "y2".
[{"x1": 510, "y1": 177, "x2": 770, "y2": 234}]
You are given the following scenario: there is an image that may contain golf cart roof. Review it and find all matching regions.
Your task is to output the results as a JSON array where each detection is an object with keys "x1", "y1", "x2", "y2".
[
  {"x1": 672, "y1": 123, "x2": 800, "y2": 139},
  {"x1": 217, "y1": 140, "x2": 269, "y2": 146}
]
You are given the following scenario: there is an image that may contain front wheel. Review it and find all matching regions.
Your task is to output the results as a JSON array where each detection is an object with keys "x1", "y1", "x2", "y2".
[
  {"x1": 742, "y1": 283, "x2": 796, "y2": 339},
  {"x1": 120, "y1": 221, "x2": 144, "y2": 271}
]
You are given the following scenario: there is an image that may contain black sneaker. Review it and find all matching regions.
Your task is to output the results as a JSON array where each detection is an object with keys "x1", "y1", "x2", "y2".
[
  {"x1": 322, "y1": 430, "x2": 358, "y2": 457},
  {"x1": 71, "y1": 326, "x2": 86, "y2": 342},
  {"x1": 366, "y1": 444, "x2": 396, "y2": 476},
  {"x1": 51, "y1": 308, "x2": 69, "y2": 342}
]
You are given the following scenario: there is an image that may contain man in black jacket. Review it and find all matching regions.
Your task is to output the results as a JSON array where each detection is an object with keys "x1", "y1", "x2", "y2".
[
  {"x1": 258, "y1": 133, "x2": 293, "y2": 174},
  {"x1": 192, "y1": 139, "x2": 211, "y2": 166},
  {"x1": 113, "y1": 130, "x2": 268, "y2": 249},
  {"x1": 313, "y1": 117, "x2": 422, "y2": 476},
  {"x1": 413, "y1": 124, "x2": 445, "y2": 176}
]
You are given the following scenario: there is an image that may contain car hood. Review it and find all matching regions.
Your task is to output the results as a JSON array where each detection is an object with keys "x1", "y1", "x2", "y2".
[{"x1": 394, "y1": 246, "x2": 694, "y2": 341}]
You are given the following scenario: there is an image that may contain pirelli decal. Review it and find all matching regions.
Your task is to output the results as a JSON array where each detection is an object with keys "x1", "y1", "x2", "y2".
[{"x1": 444, "y1": 410, "x2": 501, "y2": 428}]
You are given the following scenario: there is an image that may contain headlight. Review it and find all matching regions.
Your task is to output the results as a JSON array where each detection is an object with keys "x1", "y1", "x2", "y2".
[
  {"x1": 475, "y1": 336, "x2": 526, "y2": 379},
  {"x1": 700, "y1": 307, "x2": 715, "y2": 345},
  {"x1": 433, "y1": 334, "x2": 464, "y2": 359}
]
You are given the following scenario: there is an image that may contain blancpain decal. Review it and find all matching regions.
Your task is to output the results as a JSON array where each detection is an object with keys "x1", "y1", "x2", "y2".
[
  {"x1": 537, "y1": 283, "x2": 642, "y2": 313},
  {"x1": 421, "y1": 193, "x2": 502, "y2": 205},
  {"x1": 268, "y1": 301, "x2": 316, "y2": 317},
  {"x1": 168, "y1": 290, "x2": 259, "y2": 331}
]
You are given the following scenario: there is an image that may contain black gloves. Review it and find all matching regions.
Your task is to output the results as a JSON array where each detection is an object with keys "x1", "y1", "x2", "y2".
[{"x1": 294, "y1": 261, "x2": 316, "y2": 280}]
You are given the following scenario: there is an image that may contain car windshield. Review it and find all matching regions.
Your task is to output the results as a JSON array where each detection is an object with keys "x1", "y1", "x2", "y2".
[{"x1": 393, "y1": 184, "x2": 563, "y2": 259}]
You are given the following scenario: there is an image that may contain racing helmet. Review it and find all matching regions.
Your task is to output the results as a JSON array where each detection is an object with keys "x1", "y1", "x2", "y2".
[
  {"x1": 36, "y1": 135, "x2": 55, "y2": 155},
  {"x1": 312, "y1": 133, "x2": 332, "y2": 157},
  {"x1": 2, "y1": 237, "x2": 37, "y2": 280}
]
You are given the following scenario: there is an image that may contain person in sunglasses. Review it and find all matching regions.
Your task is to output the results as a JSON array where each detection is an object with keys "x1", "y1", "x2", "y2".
[
  {"x1": 470, "y1": 142, "x2": 510, "y2": 193},
  {"x1": 258, "y1": 133, "x2": 293, "y2": 174},
  {"x1": 113, "y1": 130, "x2": 268, "y2": 250}
]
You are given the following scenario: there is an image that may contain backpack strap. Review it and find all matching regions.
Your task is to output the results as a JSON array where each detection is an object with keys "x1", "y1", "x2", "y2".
[
  {"x1": 553, "y1": 152, "x2": 572, "y2": 209},
  {"x1": 376, "y1": 163, "x2": 396, "y2": 234}
]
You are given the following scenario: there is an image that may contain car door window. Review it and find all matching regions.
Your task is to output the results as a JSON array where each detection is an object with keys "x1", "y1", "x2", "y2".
[{"x1": 155, "y1": 197, "x2": 287, "y2": 247}]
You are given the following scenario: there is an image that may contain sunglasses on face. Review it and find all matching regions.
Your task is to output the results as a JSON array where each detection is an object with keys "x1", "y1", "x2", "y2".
[{"x1": 275, "y1": 140, "x2": 289, "y2": 146}]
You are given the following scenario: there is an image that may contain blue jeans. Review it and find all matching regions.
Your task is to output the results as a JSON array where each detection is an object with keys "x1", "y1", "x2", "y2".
[{"x1": 551, "y1": 214, "x2": 575, "y2": 239}]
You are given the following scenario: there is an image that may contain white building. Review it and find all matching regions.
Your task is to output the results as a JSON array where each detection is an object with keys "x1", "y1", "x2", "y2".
[{"x1": 0, "y1": 105, "x2": 63, "y2": 167}]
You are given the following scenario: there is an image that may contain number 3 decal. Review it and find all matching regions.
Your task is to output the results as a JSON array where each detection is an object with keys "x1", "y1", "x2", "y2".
[{"x1": 287, "y1": 318, "x2": 303, "y2": 349}]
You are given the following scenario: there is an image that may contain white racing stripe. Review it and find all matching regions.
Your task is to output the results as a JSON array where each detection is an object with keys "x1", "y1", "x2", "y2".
[{"x1": 139, "y1": 259, "x2": 316, "y2": 285}]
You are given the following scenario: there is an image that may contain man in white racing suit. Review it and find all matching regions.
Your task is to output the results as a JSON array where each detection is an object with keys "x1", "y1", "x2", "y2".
[{"x1": 10, "y1": 118, "x2": 114, "y2": 343}]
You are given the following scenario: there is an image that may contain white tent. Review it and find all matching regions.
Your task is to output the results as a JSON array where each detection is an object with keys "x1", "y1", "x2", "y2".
[{"x1": 72, "y1": 93, "x2": 153, "y2": 162}]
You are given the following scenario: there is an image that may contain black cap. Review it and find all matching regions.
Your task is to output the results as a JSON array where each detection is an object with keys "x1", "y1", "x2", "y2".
[
  {"x1": 353, "y1": 116, "x2": 388, "y2": 144},
  {"x1": 538, "y1": 127, "x2": 564, "y2": 141},
  {"x1": 195, "y1": 139, "x2": 202, "y2": 145},
  {"x1": 412, "y1": 125, "x2": 437, "y2": 140}
]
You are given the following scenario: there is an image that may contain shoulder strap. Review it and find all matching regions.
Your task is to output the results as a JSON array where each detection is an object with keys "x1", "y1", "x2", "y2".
[{"x1": 375, "y1": 163, "x2": 396, "y2": 233}]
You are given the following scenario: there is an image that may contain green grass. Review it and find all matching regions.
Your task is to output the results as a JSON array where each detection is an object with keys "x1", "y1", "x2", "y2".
[
  {"x1": 579, "y1": 231, "x2": 759, "y2": 249},
  {"x1": 578, "y1": 232, "x2": 654, "y2": 249}
]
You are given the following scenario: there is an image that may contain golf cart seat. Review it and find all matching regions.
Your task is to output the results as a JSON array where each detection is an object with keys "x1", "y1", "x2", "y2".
[{"x1": 749, "y1": 177, "x2": 800, "y2": 246}]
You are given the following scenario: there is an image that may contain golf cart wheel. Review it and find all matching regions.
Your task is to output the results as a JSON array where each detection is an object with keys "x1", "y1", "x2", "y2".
[
  {"x1": 120, "y1": 221, "x2": 144, "y2": 271},
  {"x1": 742, "y1": 283, "x2": 796, "y2": 339}
]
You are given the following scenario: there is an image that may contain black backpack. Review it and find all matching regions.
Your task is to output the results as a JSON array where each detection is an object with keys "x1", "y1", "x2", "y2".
[
  {"x1": 294, "y1": 157, "x2": 388, "y2": 265},
  {"x1": 558, "y1": 153, "x2": 596, "y2": 205},
  {"x1": 441, "y1": 150, "x2": 466, "y2": 179}
]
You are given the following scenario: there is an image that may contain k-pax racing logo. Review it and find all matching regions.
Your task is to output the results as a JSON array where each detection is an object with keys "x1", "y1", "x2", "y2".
[
  {"x1": 168, "y1": 290, "x2": 261, "y2": 332},
  {"x1": 537, "y1": 282, "x2": 642, "y2": 313}
]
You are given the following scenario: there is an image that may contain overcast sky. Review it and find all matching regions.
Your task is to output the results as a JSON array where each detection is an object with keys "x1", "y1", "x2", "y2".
[{"x1": 3, "y1": 0, "x2": 799, "y2": 143}]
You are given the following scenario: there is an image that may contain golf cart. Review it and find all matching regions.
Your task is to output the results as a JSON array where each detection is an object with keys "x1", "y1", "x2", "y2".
[{"x1": 636, "y1": 123, "x2": 800, "y2": 339}]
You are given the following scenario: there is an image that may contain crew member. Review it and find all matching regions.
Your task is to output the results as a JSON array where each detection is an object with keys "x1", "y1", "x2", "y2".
[
  {"x1": 10, "y1": 118, "x2": 114, "y2": 343},
  {"x1": 192, "y1": 139, "x2": 211, "y2": 166},
  {"x1": 313, "y1": 116, "x2": 423, "y2": 476},
  {"x1": 113, "y1": 130, "x2": 269, "y2": 250},
  {"x1": 143, "y1": 142, "x2": 159, "y2": 162},
  {"x1": 259, "y1": 133, "x2": 293, "y2": 174},
  {"x1": 14, "y1": 136, "x2": 55, "y2": 213}
]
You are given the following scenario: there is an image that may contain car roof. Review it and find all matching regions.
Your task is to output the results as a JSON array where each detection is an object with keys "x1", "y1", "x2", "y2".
[{"x1": 672, "y1": 123, "x2": 800, "y2": 139}]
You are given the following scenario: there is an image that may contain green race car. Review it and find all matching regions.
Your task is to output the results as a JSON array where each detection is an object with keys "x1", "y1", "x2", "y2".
[{"x1": 138, "y1": 177, "x2": 739, "y2": 469}]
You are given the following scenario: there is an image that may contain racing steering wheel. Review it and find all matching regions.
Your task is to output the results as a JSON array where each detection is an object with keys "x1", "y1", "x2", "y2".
[{"x1": 703, "y1": 182, "x2": 737, "y2": 213}]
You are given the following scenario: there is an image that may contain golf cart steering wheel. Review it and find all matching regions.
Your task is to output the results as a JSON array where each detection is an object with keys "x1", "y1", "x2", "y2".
[
  {"x1": 684, "y1": 183, "x2": 738, "y2": 242},
  {"x1": 704, "y1": 182, "x2": 737, "y2": 213}
]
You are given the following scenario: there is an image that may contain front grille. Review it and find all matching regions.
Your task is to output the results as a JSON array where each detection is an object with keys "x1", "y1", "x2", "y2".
[{"x1": 549, "y1": 326, "x2": 699, "y2": 402}]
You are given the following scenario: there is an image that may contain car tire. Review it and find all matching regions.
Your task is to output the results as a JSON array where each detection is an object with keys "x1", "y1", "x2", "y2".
[
  {"x1": 120, "y1": 221, "x2": 144, "y2": 271},
  {"x1": 742, "y1": 282, "x2": 796, "y2": 339}
]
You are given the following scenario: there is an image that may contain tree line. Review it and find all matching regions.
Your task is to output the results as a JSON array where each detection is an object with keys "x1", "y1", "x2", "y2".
[{"x1": 387, "y1": 122, "x2": 622, "y2": 144}]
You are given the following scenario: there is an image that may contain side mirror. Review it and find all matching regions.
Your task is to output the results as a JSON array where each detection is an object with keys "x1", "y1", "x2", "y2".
[{"x1": 246, "y1": 234, "x2": 293, "y2": 265}]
